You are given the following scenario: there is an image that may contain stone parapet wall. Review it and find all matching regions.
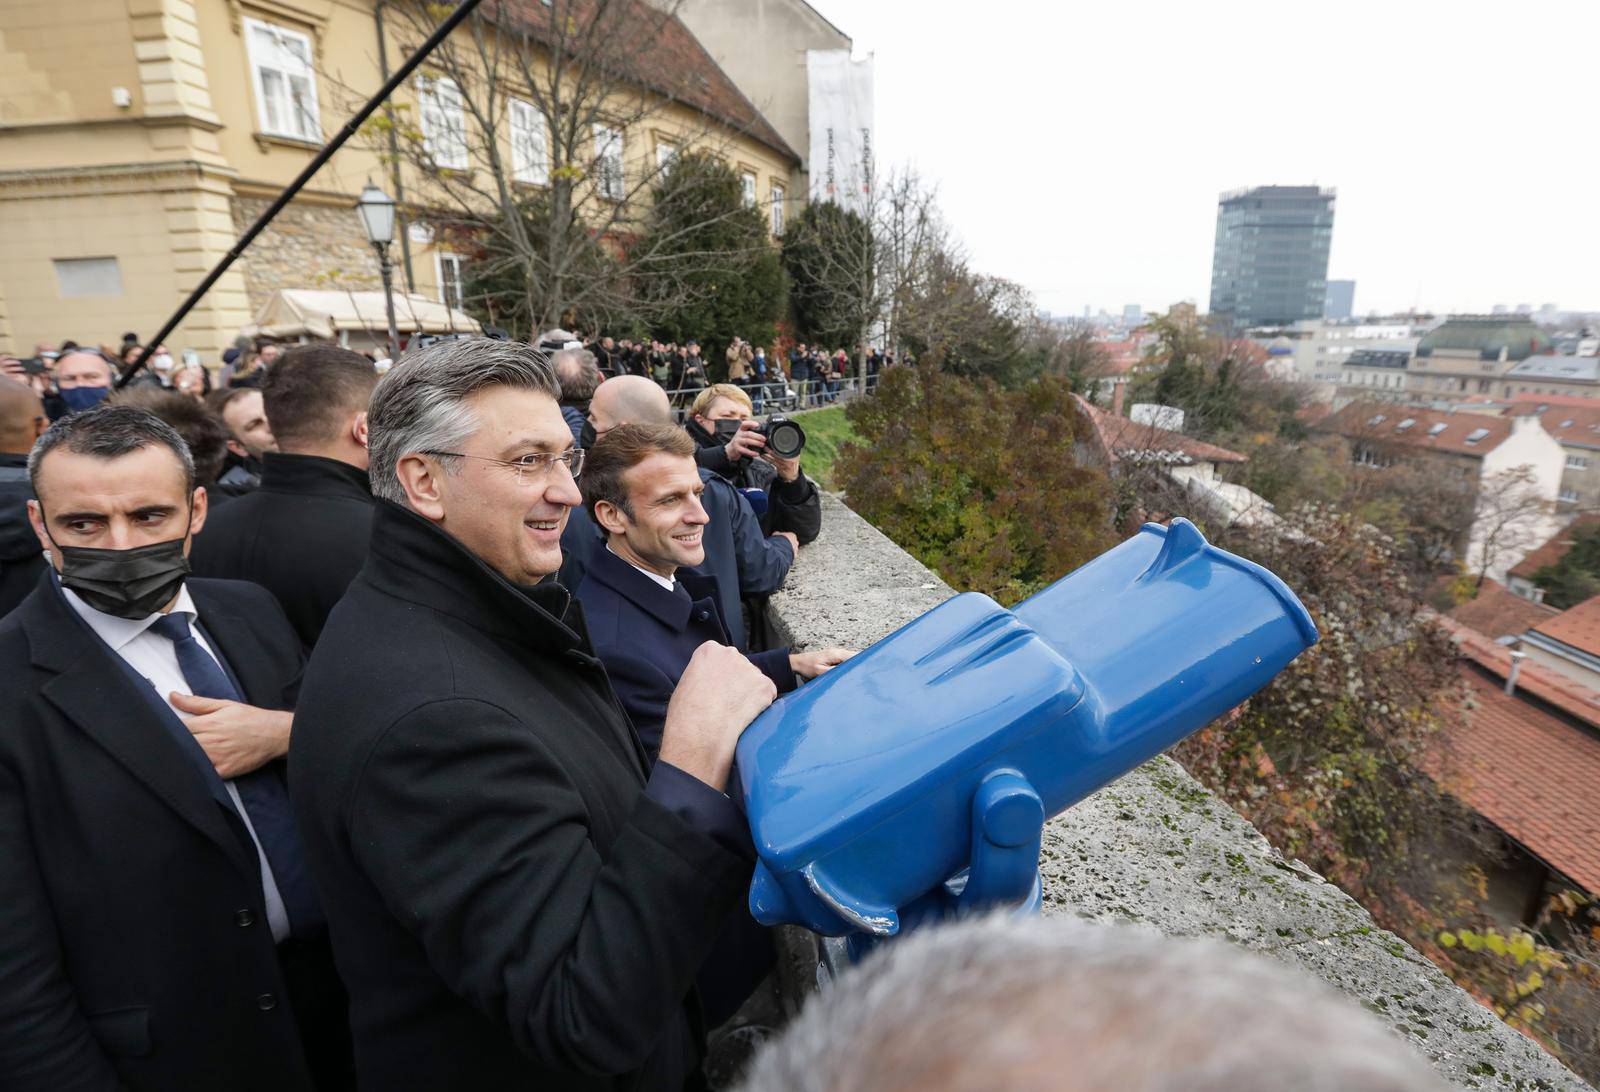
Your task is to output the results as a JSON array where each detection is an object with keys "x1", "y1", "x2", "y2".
[
  {"x1": 231, "y1": 196, "x2": 384, "y2": 314},
  {"x1": 766, "y1": 493, "x2": 1591, "y2": 1092}
]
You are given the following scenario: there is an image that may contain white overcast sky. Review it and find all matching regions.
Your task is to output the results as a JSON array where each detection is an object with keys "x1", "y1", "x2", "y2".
[{"x1": 806, "y1": 0, "x2": 1600, "y2": 319}]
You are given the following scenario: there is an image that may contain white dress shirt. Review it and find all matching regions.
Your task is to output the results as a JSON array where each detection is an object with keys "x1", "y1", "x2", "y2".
[
  {"x1": 607, "y1": 543, "x2": 678, "y2": 592},
  {"x1": 62, "y1": 583, "x2": 292, "y2": 943}
]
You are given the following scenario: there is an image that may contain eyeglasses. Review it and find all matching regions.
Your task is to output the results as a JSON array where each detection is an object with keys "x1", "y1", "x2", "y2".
[{"x1": 422, "y1": 447, "x2": 585, "y2": 483}]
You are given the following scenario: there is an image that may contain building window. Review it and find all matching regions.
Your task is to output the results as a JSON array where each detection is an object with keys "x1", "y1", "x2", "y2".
[
  {"x1": 740, "y1": 171, "x2": 757, "y2": 208},
  {"x1": 770, "y1": 183, "x2": 785, "y2": 234},
  {"x1": 1560, "y1": 489, "x2": 1580, "y2": 504},
  {"x1": 593, "y1": 124, "x2": 624, "y2": 200},
  {"x1": 436, "y1": 252, "x2": 465, "y2": 311},
  {"x1": 245, "y1": 18, "x2": 320, "y2": 142},
  {"x1": 1567, "y1": 454, "x2": 1590, "y2": 470},
  {"x1": 418, "y1": 76, "x2": 468, "y2": 169},
  {"x1": 655, "y1": 139, "x2": 679, "y2": 169},
  {"x1": 52, "y1": 257, "x2": 122, "y2": 298},
  {"x1": 508, "y1": 98, "x2": 547, "y2": 185}
]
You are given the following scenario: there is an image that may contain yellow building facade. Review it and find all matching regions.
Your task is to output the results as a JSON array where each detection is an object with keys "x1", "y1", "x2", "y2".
[{"x1": 0, "y1": 0, "x2": 800, "y2": 358}]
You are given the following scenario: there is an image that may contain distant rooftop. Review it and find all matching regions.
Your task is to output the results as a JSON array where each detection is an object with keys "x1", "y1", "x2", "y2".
[
  {"x1": 1506, "y1": 354, "x2": 1600, "y2": 383},
  {"x1": 1344, "y1": 349, "x2": 1410, "y2": 369},
  {"x1": 1530, "y1": 593, "x2": 1600, "y2": 662},
  {"x1": 1415, "y1": 317, "x2": 1554, "y2": 362},
  {"x1": 1509, "y1": 515, "x2": 1600, "y2": 581},
  {"x1": 1506, "y1": 400, "x2": 1600, "y2": 451},
  {"x1": 1072, "y1": 396, "x2": 1248, "y2": 467},
  {"x1": 1425, "y1": 616, "x2": 1600, "y2": 896},
  {"x1": 1440, "y1": 661, "x2": 1600, "y2": 897},
  {"x1": 1319, "y1": 401, "x2": 1521, "y2": 457},
  {"x1": 1218, "y1": 184, "x2": 1336, "y2": 203},
  {"x1": 1445, "y1": 577, "x2": 1558, "y2": 640}
]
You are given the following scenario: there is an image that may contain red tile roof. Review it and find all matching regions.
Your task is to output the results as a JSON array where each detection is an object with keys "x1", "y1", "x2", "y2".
[
  {"x1": 1445, "y1": 578, "x2": 1558, "y2": 639},
  {"x1": 1505, "y1": 398, "x2": 1600, "y2": 451},
  {"x1": 1434, "y1": 614, "x2": 1600, "y2": 728},
  {"x1": 1508, "y1": 515, "x2": 1600, "y2": 581},
  {"x1": 1072, "y1": 395, "x2": 1248, "y2": 466},
  {"x1": 1433, "y1": 663, "x2": 1600, "y2": 896},
  {"x1": 1508, "y1": 392, "x2": 1600, "y2": 410},
  {"x1": 1530, "y1": 593, "x2": 1600, "y2": 660},
  {"x1": 1318, "y1": 401, "x2": 1514, "y2": 457},
  {"x1": 1087, "y1": 340, "x2": 1141, "y2": 378},
  {"x1": 486, "y1": 0, "x2": 799, "y2": 164},
  {"x1": 1295, "y1": 403, "x2": 1334, "y2": 427}
]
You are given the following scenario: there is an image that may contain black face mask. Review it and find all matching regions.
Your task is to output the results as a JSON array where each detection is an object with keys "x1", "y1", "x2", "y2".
[
  {"x1": 45, "y1": 509, "x2": 193, "y2": 620},
  {"x1": 579, "y1": 419, "x2": 597, "y2": 450}
]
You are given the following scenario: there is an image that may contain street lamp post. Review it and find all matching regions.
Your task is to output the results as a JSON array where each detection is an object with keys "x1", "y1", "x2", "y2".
[{"x1": 356, "y1": 182, "x2": 401, "y2": 359}]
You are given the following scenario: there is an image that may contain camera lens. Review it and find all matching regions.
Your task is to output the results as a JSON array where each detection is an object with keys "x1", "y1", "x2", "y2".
[{"x1": 764, "y1": 418, "x2": 806, "y2": 459}]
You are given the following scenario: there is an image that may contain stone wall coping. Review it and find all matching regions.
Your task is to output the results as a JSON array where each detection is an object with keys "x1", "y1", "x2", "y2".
[{"x1": 766, "y1": 492, "x2": 1592, "y2": 1092}]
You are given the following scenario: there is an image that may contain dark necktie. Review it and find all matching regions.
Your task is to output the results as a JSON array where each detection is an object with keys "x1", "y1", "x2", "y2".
[{"x1": 148, "y1": 612, "x2": 324, "y2": 937}]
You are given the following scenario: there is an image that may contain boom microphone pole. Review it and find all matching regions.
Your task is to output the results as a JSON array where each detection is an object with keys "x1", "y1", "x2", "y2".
[{"x1": 118, "y1": 0, "x2": 484, "y2": 388}]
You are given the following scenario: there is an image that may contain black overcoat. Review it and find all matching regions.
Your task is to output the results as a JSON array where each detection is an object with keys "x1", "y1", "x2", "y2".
[
  {"x1": 290, "y1": 501, "x2": 754, "y2": 1090},
  {"x1": 189, "y1": 453, "x2": 374, "y2": 648},
  {"x1": 0, "y1": 575, "x2": 337, "y2": 1091}
]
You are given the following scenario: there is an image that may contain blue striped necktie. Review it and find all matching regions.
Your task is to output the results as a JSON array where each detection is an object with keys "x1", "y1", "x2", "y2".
[{"x1": 148, "y1": 611, "x2": 324, "y2": 937}]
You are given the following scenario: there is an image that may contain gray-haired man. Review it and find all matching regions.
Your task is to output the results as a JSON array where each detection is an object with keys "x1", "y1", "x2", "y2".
[{"x1": 289, "y1": 337, "x2": 777, "y2": 1090}]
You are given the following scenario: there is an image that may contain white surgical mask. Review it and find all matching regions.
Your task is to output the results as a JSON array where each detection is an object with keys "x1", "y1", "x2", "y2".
[{"x1": 152, "y1": 353, "x2": 175, "y2": 373}]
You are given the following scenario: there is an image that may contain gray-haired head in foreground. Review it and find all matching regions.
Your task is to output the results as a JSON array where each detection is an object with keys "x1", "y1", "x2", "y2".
[
  {"x1": 28, "y1": 403, "x2": 196, "y2": 499},
  {"x1": 736, "y1": 914, "x2": 1447, "y2": 1092},
  {"x1": 366, "y1": 337, "x2": 559, "y2": 506}
]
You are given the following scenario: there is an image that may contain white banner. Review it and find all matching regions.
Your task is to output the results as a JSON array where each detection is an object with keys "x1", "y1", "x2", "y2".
[{"x1": 807, "y1": 50, "x2": 875, "y2": 215}]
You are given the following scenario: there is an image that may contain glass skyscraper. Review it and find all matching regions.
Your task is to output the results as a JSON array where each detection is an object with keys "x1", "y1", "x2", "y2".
[{"x1": 1208, "y1": 186, "x2": 1335, "y2": 328}]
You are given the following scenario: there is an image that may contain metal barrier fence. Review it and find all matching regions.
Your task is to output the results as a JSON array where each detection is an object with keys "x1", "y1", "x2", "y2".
[{"x1": 655, "y1": 373, "x2": 882, "y2": 418}]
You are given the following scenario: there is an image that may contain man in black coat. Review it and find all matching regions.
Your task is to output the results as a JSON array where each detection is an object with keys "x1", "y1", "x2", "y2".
[
  {"x1": 0, "y1": 405, "x2": 348, "y2": 1091},
  {"x1": 290, "y1": 338, "x2": 778, "y2": 1090},
  {"x1": 0, "y1": 376, "x2": 48, "y2": 616},
  {"x1": 685, "y1": 384, "x2": 822, "y2": 544},
  {"x1": 190, "y1": 344, "x2": 377, "y2": 648}
]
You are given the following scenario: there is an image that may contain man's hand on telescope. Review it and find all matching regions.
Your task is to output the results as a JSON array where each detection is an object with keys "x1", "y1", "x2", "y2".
[
  {"x1": 790, "y1": 648, "x2": 857, "y2": 680},
  {"x1": 659, "y1": 642, "x2": 777, "y2": 792}
]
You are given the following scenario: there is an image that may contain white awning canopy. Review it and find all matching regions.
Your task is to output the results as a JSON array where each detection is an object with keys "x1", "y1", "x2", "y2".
[{"x1": 243, "y1": 289, "x2": 480, "y2": 341}]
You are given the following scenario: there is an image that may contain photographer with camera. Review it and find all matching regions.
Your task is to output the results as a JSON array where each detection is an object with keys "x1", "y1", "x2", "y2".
[{"x1": 686, "y1": 384, "x2": 820, "y2": 545}]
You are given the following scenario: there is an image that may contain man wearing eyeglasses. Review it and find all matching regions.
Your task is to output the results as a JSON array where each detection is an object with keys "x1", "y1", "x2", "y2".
[
  {"x1": 189, "y1": 346, "x2": 377, "y2": 649},
  {"x1": 290, "y1": 338, "x2": 779, "y2": 1091}
]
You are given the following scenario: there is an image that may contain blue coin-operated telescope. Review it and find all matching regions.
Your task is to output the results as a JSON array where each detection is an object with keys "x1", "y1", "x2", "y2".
[{"x1": 737, "y1": 518, "x2": 1318, "y2": 938}]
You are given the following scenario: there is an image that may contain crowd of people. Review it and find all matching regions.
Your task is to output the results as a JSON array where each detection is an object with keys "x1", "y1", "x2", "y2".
[
  {"x1": 0, "y1": 329, "x2": 841, "y2": 1091},
  {"x1": 583, "y1": 333, "x2": 893, "y2": 408},
  {"x1": 0, "y1": 332, "x2": 1446, "y2": 1092}
]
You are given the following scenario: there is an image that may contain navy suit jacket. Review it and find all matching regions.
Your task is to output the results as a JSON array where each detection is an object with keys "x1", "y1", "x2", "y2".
[
  {"x1": 574, "y1": 545, "x2": 795, "y2": 760},
  {"x1": 559, "y1": 469, "x2": 793, "y2": 651}
]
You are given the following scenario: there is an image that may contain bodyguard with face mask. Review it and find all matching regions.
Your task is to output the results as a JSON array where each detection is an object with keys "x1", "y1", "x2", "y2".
[{"x1": 0, "y1": 404, "x2": 352, "y2": 1091}]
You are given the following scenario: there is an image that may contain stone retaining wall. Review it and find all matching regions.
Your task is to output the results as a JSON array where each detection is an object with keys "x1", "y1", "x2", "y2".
[{"x1": 765, "y1": 493, "x2": 1590, "y2": 1092}]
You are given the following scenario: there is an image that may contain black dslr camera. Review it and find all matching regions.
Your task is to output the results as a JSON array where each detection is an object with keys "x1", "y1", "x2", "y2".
[{"x1": 715, "y1": 415, "x2": 807, "y2": 459}]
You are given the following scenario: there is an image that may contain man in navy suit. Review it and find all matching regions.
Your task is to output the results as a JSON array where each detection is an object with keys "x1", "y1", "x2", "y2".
[
  {"x1": 562, "y1": 375, "x2": 796, "y2": 651},
  {"x1": 572, "y1": 423, "x2": 853, "y2": 760},
  {"x1": 0, "y1": 405, "x2": 349, "y2": 1091},
  {"x1": 572, "y1": 424, "x2": 853, "y2": 1027}
]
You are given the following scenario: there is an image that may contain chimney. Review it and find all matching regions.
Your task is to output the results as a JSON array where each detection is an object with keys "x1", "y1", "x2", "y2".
[
  {"x1": 1505, "y1": 648, "x2": 1527, "y2": 696},
  {"x1": 1112, "y1": 379, "x2": 1126, "y2": 418}
]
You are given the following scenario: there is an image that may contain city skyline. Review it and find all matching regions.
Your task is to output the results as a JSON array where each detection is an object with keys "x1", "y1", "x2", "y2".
[{"x1": 810, "y1": 0, "x2": 1600, "y2": 320}]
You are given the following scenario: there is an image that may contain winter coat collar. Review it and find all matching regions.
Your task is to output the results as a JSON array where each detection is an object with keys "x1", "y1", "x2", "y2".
[{"x1": 363, "y1": 499, "x2": 585, "y2": 656}]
